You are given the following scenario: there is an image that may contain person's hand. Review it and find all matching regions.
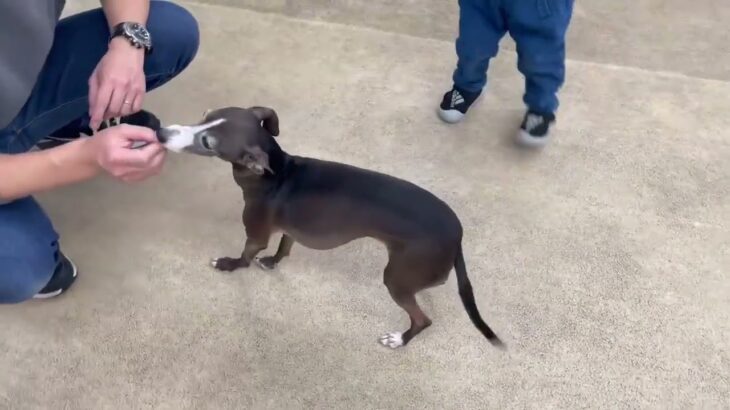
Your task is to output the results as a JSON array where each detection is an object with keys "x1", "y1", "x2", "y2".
[
  {"x1": 84, "y1": 124, "x2": 166, "y2": 183},
  {"x1": 88, "y1": 38, "x2": 146, "y2": 131}
]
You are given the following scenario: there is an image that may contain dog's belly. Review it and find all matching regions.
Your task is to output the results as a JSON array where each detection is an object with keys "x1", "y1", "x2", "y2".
[{"x1": 281, "y1": 227, "x2": 360, "y2": 250}]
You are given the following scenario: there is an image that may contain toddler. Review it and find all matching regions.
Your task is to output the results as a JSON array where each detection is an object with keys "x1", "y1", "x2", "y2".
[{"x1": 438, "y1": 0, "x2": 575, "y2": 147}]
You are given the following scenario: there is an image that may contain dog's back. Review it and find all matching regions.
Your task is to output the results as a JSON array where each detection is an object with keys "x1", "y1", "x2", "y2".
[{"x1": 273, "y1": 155, "x2": 463, "y2": 245}]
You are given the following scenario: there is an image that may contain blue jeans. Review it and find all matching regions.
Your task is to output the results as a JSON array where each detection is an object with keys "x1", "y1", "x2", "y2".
[
  {"x1": 0, "y1": 1, "x2": 199, "y2": 303},
  {"x1": 452, "y1": 0, "x2": 574, "y2": 114}
]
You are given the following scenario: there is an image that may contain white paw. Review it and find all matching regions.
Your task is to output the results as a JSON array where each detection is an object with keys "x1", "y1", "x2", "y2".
[
  {"x1": 210, "y1": 258, "x2": 218, "y2": 268},
  {"x1": 379, "y1": 332, "x2": 404, "y2": 349}
]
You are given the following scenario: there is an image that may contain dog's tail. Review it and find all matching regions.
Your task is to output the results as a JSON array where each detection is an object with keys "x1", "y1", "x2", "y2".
[{"x1": 454, "y1": 244, "x2": 505, "y2": 349}]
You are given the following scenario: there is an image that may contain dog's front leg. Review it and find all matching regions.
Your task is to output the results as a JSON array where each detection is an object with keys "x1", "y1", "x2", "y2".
[
  {"x1": 212, "y1": 204, "x2": 271, "y2": 272},
  {"x1": 255, "y1": 234, "x2": 294, "y2": 270},
  {"x1": 212, "y1": 237, "x2": 269, "y2": 272}
]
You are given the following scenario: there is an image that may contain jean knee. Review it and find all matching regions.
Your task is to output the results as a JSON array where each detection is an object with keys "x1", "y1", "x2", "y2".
[
  {"x1": 0, "y1": 238, "x2": 57, "y2": 304},
  {"x1": 149, "y1": 1, "x2": 200, "y2": 71},
  {"x1": 0, "y1": 197, "x2": 59, "y2": 303}
]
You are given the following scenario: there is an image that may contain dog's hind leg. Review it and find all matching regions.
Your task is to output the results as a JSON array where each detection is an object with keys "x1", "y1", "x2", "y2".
[
  {"x1": 378, "y1": 244, "x2": 456, "y2": 349},
  {"x1": 255, "y1": 234, "x2": 294, "y2": 270},
  {"x1": 379, "y1": 288, "x2": 432, "y2": 349},
  {"x1": 378, "y1": 258, "x2": 438, "y2": 349}
]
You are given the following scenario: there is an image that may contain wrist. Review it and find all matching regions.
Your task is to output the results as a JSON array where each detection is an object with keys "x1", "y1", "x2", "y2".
[
  {"x1": 109, "y1": 21, "x2": 153, "y2": 55},
  {"x1": 50, "y1": 138, "x2": 102, "y2": 178},
  {"x1": 109, "y1": 37, "x2": 145, "y2": 56}
]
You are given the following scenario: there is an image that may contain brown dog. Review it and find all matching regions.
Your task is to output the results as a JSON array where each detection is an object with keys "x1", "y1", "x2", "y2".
[{"x1": 156, "y1": 106, "x2": 505, "y2": 349}]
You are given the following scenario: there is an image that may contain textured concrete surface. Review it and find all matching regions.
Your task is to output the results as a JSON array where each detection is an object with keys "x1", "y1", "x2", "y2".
[
  {"x1": 1, "y1": 0, "x2": 729, "y2": 409},
  {"x1": 195, "y1": 0, "x2": 730, "y2": 81}
]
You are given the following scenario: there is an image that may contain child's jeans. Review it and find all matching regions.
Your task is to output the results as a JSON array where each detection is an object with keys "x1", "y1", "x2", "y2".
[
  {"x1": 0, "y1": 1, "x2": 199, "y2": 304},
  {"x1": 452, "y1": 0, "x2": 574, "y2": 114}
]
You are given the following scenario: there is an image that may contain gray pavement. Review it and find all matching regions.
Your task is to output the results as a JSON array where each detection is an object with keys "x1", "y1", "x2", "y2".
[{"x1": 1, "y1": 0, "x2": 728, "y2": 408}]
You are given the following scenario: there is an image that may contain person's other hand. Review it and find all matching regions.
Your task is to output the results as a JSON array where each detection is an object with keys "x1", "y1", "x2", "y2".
[
  {"x1": 85, "y1": 124, "x2": 166, "y2": 183},
  {"x1": 88, "y1": 38, "x2": 146, "y2": 131}
]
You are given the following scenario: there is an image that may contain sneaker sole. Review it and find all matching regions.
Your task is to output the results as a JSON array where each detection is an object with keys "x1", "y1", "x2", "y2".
[
  {"x1": 437, "y1": 108, "x2": 465, "y2": 124},
  {"x1": 32, "y1": 289, "x2": 64, "y2": 299},
  {"x1": 515, "y1": 128, "x2": 551, "y2": 148},
  {"x1": 32, "y1": 258, "x2": 78, "y2": 300}
]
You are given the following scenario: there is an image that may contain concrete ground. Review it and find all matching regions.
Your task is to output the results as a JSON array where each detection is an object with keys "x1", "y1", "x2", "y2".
[{"x1": 1, "y1": 0, "x2": 728, "y2": 408}]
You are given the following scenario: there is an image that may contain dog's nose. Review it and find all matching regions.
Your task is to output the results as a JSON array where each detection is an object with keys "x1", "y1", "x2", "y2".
[{"x1": 156, "y1": 127, "x2": 177, "y2": 143}]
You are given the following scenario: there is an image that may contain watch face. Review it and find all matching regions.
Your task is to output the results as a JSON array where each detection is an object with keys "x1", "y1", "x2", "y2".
[{"x1": 124, "y1": 23, "x2": 151, "y2": 47}]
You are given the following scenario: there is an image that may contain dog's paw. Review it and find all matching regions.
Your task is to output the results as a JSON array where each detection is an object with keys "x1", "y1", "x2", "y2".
[
  {"x1": 210, "y1": 257, "x2": 243, "y2": 272},
  {"x1": 254, "y1": 256, "x2": 277, "y2": 271},
  {"x1": 379, "y1": 332, "x2": 404, "y2": 349}
]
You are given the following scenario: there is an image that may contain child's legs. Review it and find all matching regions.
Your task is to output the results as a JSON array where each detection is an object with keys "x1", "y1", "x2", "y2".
[
  {"x1": 452, "y1": 0, "x2": 507, "y2": 93},
  {"x1": 506, "y1": 0, "x2": 574, "y2": 114}
]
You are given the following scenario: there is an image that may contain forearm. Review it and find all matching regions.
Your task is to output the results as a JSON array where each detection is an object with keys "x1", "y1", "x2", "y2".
[
  {"x1": 100, "y1": 0, "x2": 150, "y2": 29},
  {"x1": 0, "y1": 139, "x2": 100, "y2": 201}
]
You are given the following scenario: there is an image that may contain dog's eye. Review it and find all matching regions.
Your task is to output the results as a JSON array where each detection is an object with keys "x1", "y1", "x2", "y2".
[{"x1": 201, "y1": 135, "x2": 216, "y2": 150}]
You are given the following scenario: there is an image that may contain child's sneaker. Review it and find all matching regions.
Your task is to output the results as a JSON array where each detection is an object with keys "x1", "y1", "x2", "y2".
[
  {"x1": 515, "y1": 111, "x2": 556, "y2": 148},
  {"x1": 438, "y1": 86, "x2": 481, "y2": 124}
]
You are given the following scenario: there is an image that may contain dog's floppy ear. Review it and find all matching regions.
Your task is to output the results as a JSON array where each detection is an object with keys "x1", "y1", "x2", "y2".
[
  {"x1": 238, "y1": 146, "x2": 273, "y2": 176},
  {"x1": 249, "y1": 106, "x2": 280, "y2": 137}
]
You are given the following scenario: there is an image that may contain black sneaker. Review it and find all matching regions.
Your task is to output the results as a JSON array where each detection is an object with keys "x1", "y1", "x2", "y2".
[
  {"x1": 36, "y1": 110, "x2": 161, "y2": 150},
  {"x1": 438, "y1": 85, "x2": 481, "y2": 123},
  {"x1": 33, "y1": 252, "x2": 78, "y2": 299},
  {"x1": 515, "y1": 111, "x2": 556, "y2": 148}
]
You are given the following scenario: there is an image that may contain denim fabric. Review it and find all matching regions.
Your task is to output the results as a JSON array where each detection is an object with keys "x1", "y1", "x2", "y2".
[{"x1": 452, "y1": 0, "x2": 574, "y2": 114}]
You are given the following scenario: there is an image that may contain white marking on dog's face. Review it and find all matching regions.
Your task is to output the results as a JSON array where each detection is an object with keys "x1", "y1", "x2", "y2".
[
  {"x1": 163, "y1": 118, "x2": 226, "y2": 153},
  {"x1": 379, "y1": 332, "x2": 404, "y2": 349}
]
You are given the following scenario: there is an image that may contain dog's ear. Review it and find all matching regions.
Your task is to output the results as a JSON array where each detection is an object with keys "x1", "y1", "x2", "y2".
[
  {"x1": 238, "y1": 147, "x2": 273, "y2": 176},
  {"x1": 249, "y1": 106, "x2": 280, "y2": 137}
]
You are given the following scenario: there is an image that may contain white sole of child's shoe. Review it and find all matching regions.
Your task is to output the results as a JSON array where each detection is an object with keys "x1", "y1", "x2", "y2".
[
  {"x1": 33, "y1": 258, "x2": 78, "y2": 299},
  {"x1": 515, "y1": 128, "x2": 551, "y2": 148},
  {"x1": 437, "y1": 108, "x2": 466, "y2": 124}
]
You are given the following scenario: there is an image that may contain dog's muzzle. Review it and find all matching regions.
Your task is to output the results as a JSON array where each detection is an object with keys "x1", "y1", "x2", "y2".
[
  {"x1": 156, "y1": 127, "x2": 177, "y2": 144},
  {"x1": 157, "y1": 118, "x2": 225, "y2": 154}
]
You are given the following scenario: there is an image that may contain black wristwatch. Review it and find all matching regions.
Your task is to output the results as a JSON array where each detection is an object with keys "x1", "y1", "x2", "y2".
[{"x1": 110, "y1": 22, "x2": 153, "y2": 54}]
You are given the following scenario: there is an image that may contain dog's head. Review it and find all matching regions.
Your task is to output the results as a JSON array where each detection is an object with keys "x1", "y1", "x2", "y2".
[{"x1": 157, "y1": 106, "x2": 280, "y2": 176}]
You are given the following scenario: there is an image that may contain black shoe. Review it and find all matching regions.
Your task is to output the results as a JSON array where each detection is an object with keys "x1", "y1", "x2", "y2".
[
  {"x1": 33, "y1": 252, "x2": 78, "y2": 299},
  {"x1": 516, "y1": 110, "x2": 556, "y2": 148},
  {"x1": 437, "y1": 85, "x2": 481, "y2": 123},
  {"x1": 35, "y1": 110, "x2": 161, "y2": 150}
]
